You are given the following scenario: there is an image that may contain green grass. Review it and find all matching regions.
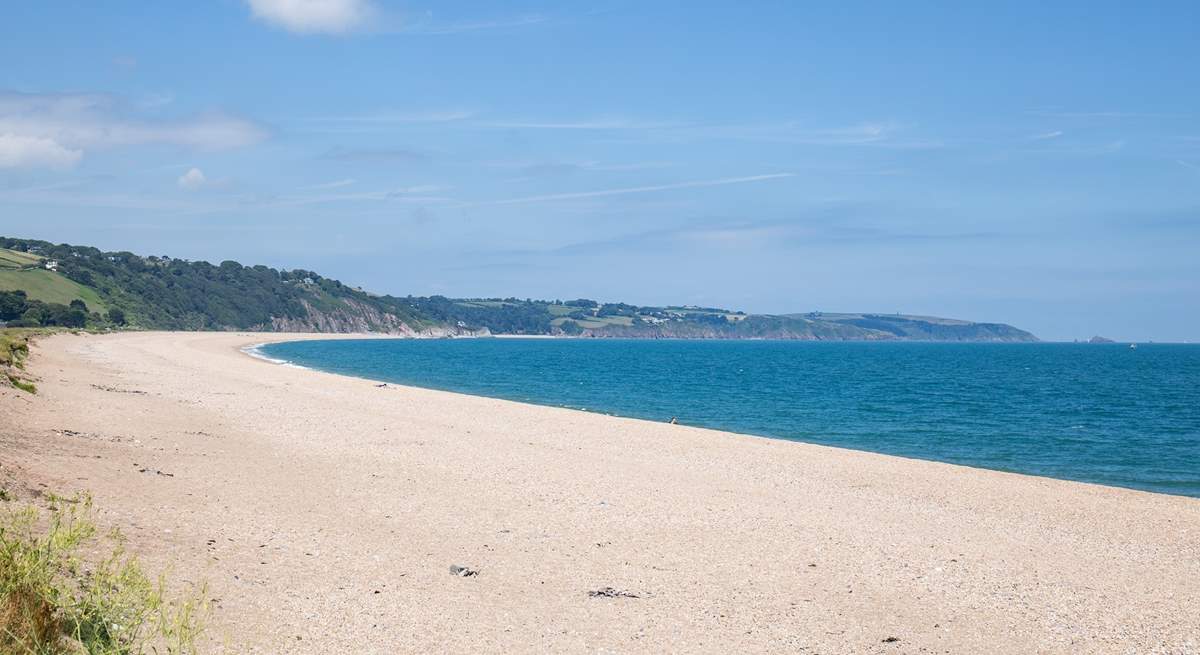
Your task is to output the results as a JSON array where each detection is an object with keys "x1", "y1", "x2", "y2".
[
  {"x1": 0, "y1": 330, "x2": 30, "y2": 369},
  {"x1": 0, "y1": 270, "x2": 107, "y2": 313},
  {"x1": 0, "y1": 494, "x2": 206, "y2": 654},
  {"x1": 550, "y1": 315, "x2": 634, "y2": 329},
  {"x1": 9, "y1": 378, "x2": 36, "y2": 393},
  {"x1": 2, "y1": 329, "x2": 49, "y2": 393},
  {"x1": 0, "y1": 249, "x2": 43, "y2": 270}
]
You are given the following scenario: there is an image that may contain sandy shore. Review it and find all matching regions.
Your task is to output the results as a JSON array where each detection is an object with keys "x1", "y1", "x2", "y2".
[{"x1": 1, "y1": 331, "x2": 1197, "y2": 653}]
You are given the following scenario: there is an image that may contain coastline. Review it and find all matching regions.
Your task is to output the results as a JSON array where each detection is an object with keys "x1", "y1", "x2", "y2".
[{"x1": 1, "y1": 331, "x2": 1197, "y2": 653}]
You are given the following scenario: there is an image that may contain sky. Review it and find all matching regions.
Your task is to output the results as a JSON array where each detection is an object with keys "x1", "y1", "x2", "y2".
[{"x1": 1, "y1": 1, "x2": 1198, "y2": 342}]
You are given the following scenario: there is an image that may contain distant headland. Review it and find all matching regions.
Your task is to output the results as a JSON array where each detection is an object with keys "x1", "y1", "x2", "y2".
[{"x1": 1, "y1": 236, "x2": 1037, "y2": 342}]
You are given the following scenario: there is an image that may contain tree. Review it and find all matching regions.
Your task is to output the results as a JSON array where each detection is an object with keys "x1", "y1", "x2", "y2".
[
  {"x1": 69, "y1": 299, "x2": 88, "y2": 312},
  {"x1": 0, "y1": 291, "x2": 27, "y2": 320},
  {"x1": 107, "y1": 308, "x2": 126, "y2": 325},
  {"x1": 62, "y1": 309, "x2": 87, "y2": 327}
]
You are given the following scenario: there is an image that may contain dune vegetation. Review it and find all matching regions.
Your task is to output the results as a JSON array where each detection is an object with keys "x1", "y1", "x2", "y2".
[{"x1": 0, "y1": 494, "x2": 206, "y2": 654}]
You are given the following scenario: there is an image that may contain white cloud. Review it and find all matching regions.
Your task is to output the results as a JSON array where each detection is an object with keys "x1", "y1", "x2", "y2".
[
  {"x1": 0, "y1": 92, "x2": 266, "y2": 169},
  {"x1": 0, "y1": 133, "x2": 83, "y2": 169},
  {"x1": 177, "y1": 167, "x2": 207, "y2": 190},
  {"x1": 246, "y1": 0, "x2": 375, "y2": 34},
  {"x1": 1030, "y1": 130, "x2": 1064, "y2": 141},
  {"x1": 470, "y1": 173, "x2": 796, "y2": 207}
]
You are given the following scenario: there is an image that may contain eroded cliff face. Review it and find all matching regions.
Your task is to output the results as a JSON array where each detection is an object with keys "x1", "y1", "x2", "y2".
[{"x1": 267, "y1": 298, "x2": 484, "y2": 337}]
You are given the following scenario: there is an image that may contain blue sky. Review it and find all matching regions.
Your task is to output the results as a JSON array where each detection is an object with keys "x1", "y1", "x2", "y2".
[{"x1": 1, "y1": 1, "x2": 1198, "y2": 341}]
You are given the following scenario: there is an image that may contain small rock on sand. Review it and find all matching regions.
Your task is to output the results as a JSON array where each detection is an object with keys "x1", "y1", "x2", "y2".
[{"x1": 588, "y1": 587, "x2": 639, "y2": 599}]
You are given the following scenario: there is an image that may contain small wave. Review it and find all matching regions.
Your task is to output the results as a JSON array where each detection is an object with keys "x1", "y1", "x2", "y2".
[{"x1": 242, "y1": 343, "x2": 303, "y2": 367}]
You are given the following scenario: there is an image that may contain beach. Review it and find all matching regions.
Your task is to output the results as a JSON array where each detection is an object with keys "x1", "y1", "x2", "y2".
[{"x1": 1, "y1": 331, "x2": 1197, "y2": 653}]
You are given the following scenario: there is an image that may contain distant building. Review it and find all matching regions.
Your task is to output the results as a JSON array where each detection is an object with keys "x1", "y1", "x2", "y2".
[{"x1": 44, "y1": 260, "x2": 58, "y2": 271}]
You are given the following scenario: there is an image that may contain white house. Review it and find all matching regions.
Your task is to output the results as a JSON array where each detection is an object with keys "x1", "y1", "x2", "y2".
[{"x1": 43, "y1": 260, "x2": 58, "y2": 271}]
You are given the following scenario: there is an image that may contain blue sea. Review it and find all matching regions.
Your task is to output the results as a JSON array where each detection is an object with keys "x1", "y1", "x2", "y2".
[{"x1": 260, "y1": 339, "x2": 1200, "y2": 497}]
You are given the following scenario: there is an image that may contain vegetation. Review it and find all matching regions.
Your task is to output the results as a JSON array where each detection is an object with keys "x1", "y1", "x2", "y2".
[
  {"x1": 0, "y1": 249, "x2": 45, "y2": 269},
  {"x1": 0, "y1": 237, "x2": 1037, "y2": 341},
  {"x1": 0, "y1": 238, "x2": 429, "y2": 332},
  {"x1": 1, "y1": 328, "x2": 39, "y2": 393},
  {"x1": 0, "y1": 494, "x2": 205, "y2": 654},
  {"x1": 0, "y1": 291, "x2": 96, "y2": 330},
  {"x1": 0, "y1": 269, "x2": 108, "y2": 313}
]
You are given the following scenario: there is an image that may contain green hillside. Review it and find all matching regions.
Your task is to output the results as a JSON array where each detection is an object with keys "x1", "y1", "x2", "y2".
[
  {"x1": 0, "y1": 269, "x2": 107, "y2": 312},
  {"x1": 0, "y1": 248, "x2": 43, "y2": 269}
]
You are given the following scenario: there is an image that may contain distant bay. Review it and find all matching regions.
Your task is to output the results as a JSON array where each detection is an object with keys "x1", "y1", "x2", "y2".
[{"x1": 261, "y1": 339, "x2": 1200, "y2": 497}]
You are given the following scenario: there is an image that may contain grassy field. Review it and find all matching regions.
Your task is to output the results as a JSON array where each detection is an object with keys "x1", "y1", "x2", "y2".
[
  {"x1": 0, "y1": 269, "x2": 107, "y2": 312},
  {"x1": 551, "y1": 315, "x2": 635, "y2": 328},
  {"x1": 0, "y1": 247, "x2": 43, "y2": 269}
]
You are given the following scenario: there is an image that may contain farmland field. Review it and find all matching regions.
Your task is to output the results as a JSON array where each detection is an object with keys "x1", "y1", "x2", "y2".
[
  {"x1": 0, "y1": 248, "x2": 43, "y2": 269},
  {"x1": 0, "y1": 269, "x2": 107, "y2": 312}
]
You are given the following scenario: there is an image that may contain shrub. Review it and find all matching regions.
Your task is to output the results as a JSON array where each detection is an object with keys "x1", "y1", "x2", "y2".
[{"x1": 0, "y1": 494, "x2": 206, "y2": 654}]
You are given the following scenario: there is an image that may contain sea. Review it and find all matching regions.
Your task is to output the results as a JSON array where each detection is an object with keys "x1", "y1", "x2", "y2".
[{"x1": 258, "y1": 339, "x2": 1200, "y2": 498}]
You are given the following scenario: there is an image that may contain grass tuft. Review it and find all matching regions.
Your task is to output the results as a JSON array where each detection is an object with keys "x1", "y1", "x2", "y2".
[
  {"x1": 0, "y1": 494, "x2": 206, "y2": 654},
  {"x1": 7, "y1": 376, "x2": 36, "y2": 394},
  {"x1": 2, "y1": 329, "x2": 46, "y2": 393},
  {"x1": 0, "y1": 330, "x2": 32, "y2": 370}
]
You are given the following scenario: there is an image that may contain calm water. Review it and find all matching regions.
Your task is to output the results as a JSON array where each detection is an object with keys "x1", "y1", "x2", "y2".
[{"x1": 260, "y1": 339, "x2": 1200, "y2": 497}]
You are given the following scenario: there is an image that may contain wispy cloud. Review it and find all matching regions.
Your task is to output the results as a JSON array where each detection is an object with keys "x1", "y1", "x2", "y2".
[
  {"x1": 466, "y1": 173, "x2": 795, "y2": 207},
  {"x1": 463, "y1": 211, "x2": 1014, "y2": 269},
  {"x1": 252, "y1": 184, "x2": 456, "y2": 209},
  {"x1": 1026, "y1": 140, "x2": 1127, "y2": 156},
  {"x1": 112, "y1": 55, "x2": 138, "y2": 71},
  {"x1": 1178, "y1": 160, "x2": 1200, "y2": 174},
  {"x1": 302, "y1": 110, "x2": 473, "y2": 125},
  {"x1": 0, "y1": 185, "x2": 217, "y2": 213},
  {"x1": 291, "y1": 112, "x2": 929, "y2": 149},
  {"x1": 399, "y1": 13, "x2": 548, "y2": 35},
  {"x1": 680, "y1": 121, "x2": 945, "y2": 149},
  {"x1": 1026, "y1": 109, "x2": 1180, "y2": 120},
  {"x1": 0, "y1": 91, "x2": 266, "y2": 169},
  {"x1": 482, "y1": 118, "x2": 685, "y2": 130},
  {"x1": 484, "y1": 159, "x2": 675, "y2": 180},
  {"x1": 303, "y1": 178, "x2": 357, "y2": 190},
  {"x1": 293, "y1": 110, "x2": 473, "y2": 134},
  {"x1": 245, "y1": 1, "x2": 546, "y2": 37},
  {"x1": 246, "y1": 0, "x2": 376, "y2": 35},
  {"x1": 480, "y1": 117, "x2": 938, "y2": 149},
  {"x1": 319, "y1": 146, "x2": 428, "y2": 162},
  {"x1": 1029, "y1": 130, "x2": 1064, "y2": 141}
]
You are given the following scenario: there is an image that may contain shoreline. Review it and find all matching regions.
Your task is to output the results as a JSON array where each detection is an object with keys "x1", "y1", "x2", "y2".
[
  {"x1": 249, "y1": 334, "x2": 1198, "y2": 500},
  {"x1": 1, "y1": 331, "x2": 1197, "y2": 653}
]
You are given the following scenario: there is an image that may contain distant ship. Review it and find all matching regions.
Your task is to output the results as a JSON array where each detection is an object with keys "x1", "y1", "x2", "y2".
[{"x1": 1130, "y1": 343, "x2": 1138, "y2": 349}]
